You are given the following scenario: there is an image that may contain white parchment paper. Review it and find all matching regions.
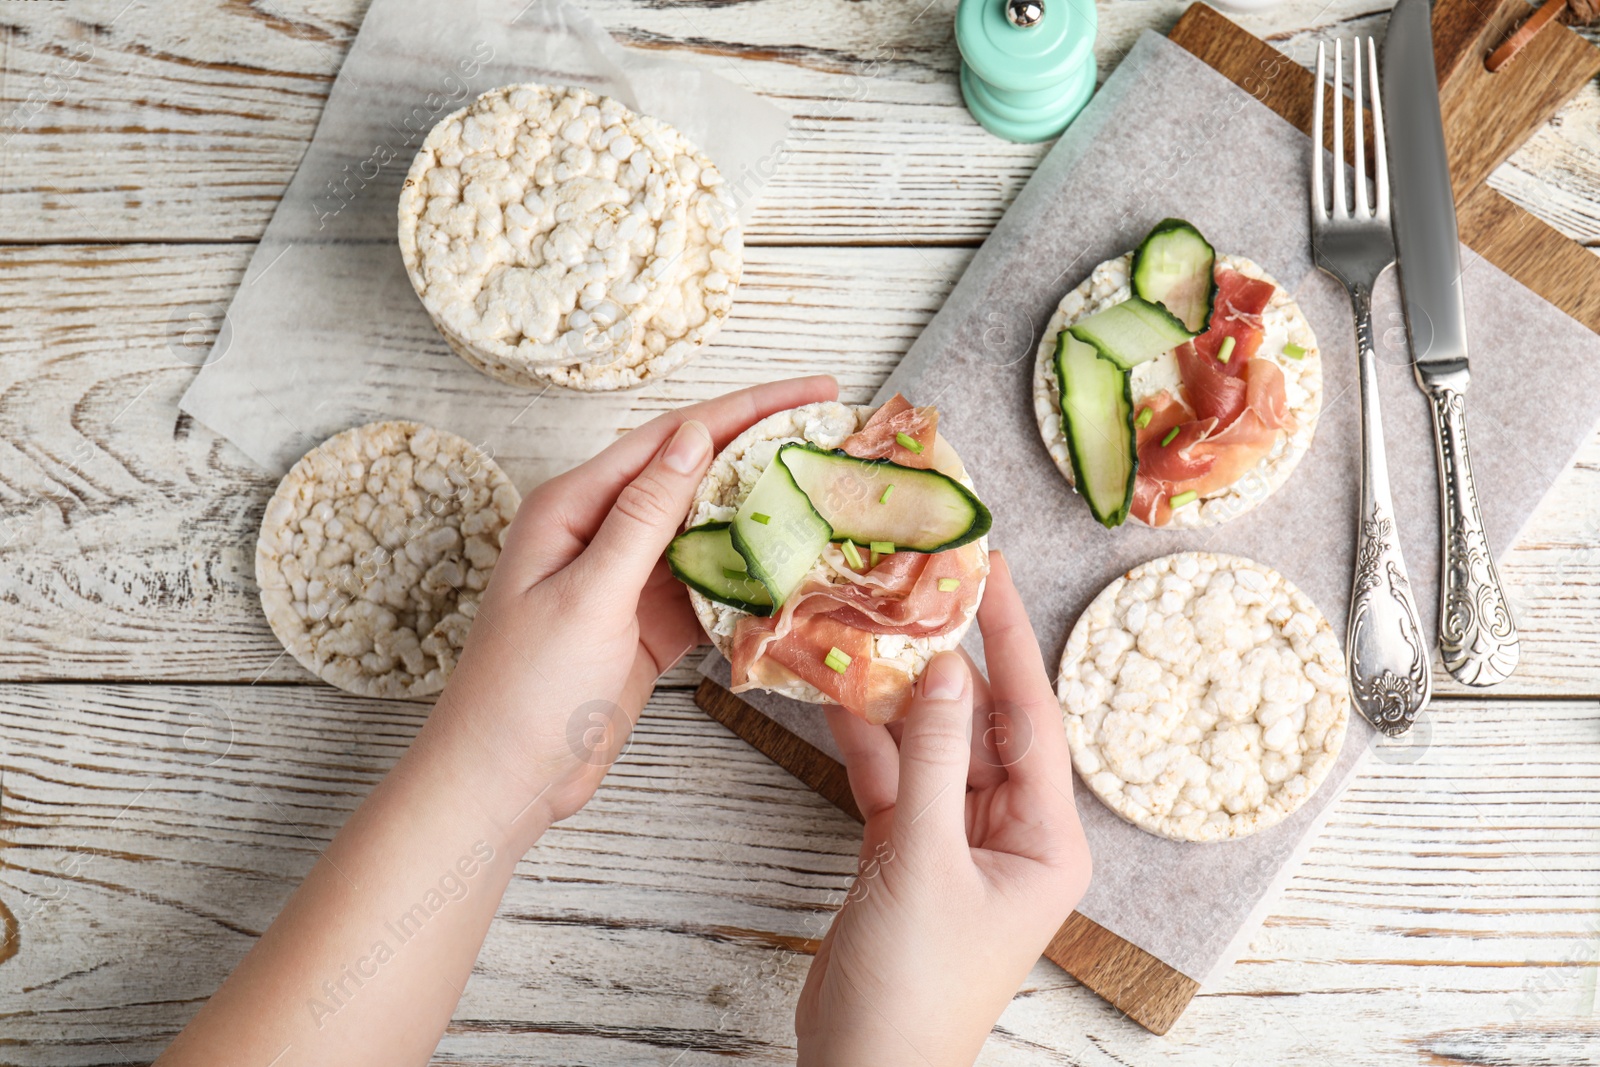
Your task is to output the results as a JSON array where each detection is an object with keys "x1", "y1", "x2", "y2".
[
  {"x1": 705, "y1": 31, "x2": 1600, "y2": 985},
  {"x1": 179, "y1": 0, "x2": 789, "y2": 486}
]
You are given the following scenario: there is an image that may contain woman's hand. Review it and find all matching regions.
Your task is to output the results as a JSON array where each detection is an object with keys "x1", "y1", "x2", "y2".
[
  {"x1": 795, "y1": 552, "x2": 1092, "y2": 1066},
  {"x1": 158, "y1": 378, "x2": 839, "y2": 1067},
  {"x1": 424, "y1": 375, "x2": 840, "y2": 846}
]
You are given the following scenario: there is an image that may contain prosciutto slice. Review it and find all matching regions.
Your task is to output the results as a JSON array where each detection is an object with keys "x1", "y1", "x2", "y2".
[
  {"x1": 729, "y1": 541, "x2": 988, "y2": 724},
  {"x1": 841, "y1": 394, "x2": 939, "y2": 469},
  {"x1": 1175, "y1": 341, "x2": 1247, "y2": 427},
  {"x1": 1135, "y1": 395, "x2": 1218, "y2": 483},
  {"x1": 1131, "y1": 359, "x2": 1295, "y2": 526},
  {"x1": 1128, "y1": 265, "x2": 1296, "y2": 528},
  {"x1": 1193, "y1": 268, "x2": 1276, "y2": 368},
  {"x1": 820, "y1": 545, "x2": 982, "y2": 637}
]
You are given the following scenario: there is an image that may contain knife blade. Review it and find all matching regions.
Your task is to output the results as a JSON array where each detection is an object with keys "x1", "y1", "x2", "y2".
[
  {"x1": 1381, "y1": 0, "x2": 1522, "y2": 687},
  {"x1": 1383, "y1": 0, "x2": 1469, "y2": 375}
]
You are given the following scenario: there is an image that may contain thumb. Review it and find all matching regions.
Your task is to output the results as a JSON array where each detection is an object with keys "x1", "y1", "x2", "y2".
[
  {"x1": 892, "y1": 652, "x2": 973, "y2": 855},
  {"x1": 575, "y1": 419, "x2": 713, "y2": 594}
]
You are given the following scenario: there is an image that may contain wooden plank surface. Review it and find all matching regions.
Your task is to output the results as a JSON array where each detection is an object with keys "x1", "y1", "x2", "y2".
[
  {"x1": 696, "y1": 678, "x2": 861, "y2": 823},
  {"x1": 2, "y1": 0, "x2": 1600, "y2": 1063},
  {"x1": 3, "y1": 686, "x2": 1598, "y2": 1064},
  {"x1": 0, "y1": 0, "x2": 1596, "y2": 250}
]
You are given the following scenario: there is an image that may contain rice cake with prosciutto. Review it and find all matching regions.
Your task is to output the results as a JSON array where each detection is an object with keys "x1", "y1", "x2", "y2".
[
  {"x1": 684, "y1": 398, "x2": 990, "y2": 724},
  {"x1": 1033, "y1": 252, "x2": 1322, "y2": 528}
]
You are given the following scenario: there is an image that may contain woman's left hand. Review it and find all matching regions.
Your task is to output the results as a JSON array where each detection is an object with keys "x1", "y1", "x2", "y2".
[
  {"x1": 158, "y1": 378, "x2": 839, "y2": 1067},
  {"x1": 424, "y1": 375, "x2": 839, "y2": 846}
]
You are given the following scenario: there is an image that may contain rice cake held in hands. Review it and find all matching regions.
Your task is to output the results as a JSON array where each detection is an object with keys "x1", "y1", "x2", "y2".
[
  {"x1": 399, "y1": 83, "x2": 742, "y2": 391},
  {"x1": 1058, "y1": 553, "x2": 1349, "y2": 842},
  {"x1": 257, "y1": 420, "x2": 521, "y2": 699},
  {"x1": 675, "y1": 397, "x2": 991, "y2": 724}
]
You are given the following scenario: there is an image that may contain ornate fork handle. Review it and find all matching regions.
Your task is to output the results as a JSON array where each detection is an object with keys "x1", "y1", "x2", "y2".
[
  {"x1": 1347, "y1": 283, "x2": 1431, "y2": 736},
  {"x1": 1421, "y1": 372, "x2": 1521, "y2": 686}
]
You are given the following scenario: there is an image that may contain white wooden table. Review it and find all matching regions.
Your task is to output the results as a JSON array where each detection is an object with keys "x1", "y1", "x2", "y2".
[{"x1": 3, "y1": 1, "x2": 1599, "y2": 1063}]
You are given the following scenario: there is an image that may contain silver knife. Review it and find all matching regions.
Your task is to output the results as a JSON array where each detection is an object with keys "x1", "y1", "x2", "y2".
[{"x1": 1382, "y1": 0, "x2": 1521, "y2": 687}]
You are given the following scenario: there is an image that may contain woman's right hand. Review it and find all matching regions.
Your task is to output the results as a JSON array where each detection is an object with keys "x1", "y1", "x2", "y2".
[{"x1": 795, "y1": 551, "x2": 1092, "y2": 1066}]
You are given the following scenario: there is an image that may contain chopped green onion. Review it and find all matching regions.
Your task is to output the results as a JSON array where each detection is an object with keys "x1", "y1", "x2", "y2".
[
  {"x1": 1169, "y1": 490, "x2": 1198, "y2": 508},
  {"x1": 1161, "y1": 426, "x2": 1181, "y2": 447},
  {"x1": 722, "y1": 567, "x2": 748, "y2": 582},
  {"x1": 751, "y1": 512, "x2": 771, "y2": 525},
  {"x1": 1216, "y1": 336, "x2": 1236, "y2": 364},
  {"x1": 894, "y1": 432, "x2": 924, "y2": 455},
  {"x1": 1284, "y1": 342, "x2": 1307, "y2": 360},
  {"x1": 869, "y1": 541, "x2": 895, "y2": 556},
  {"x1": 879, "y1": 484, "x2": 894, "y2": 505},
  {"x1": 937, "y1": 578, "x2": 961, "y2": 592},
  {"x1": 840, "y1": 539, "x2": 865, "y2": 570},
  {"x1": 1135, "y1": 407, "x2": 1153, "y2": 429},
  {"x1": 824, "y1": 646, "x2": 853, "y2": 674}
]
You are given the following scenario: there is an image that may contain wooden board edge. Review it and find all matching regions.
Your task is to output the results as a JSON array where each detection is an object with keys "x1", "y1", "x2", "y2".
[
  {"x1": 1459, "y1": 184, "x2": 1600, "y2": 335},
  {"x1": 1169, "y1": 4, "x2": 1314, "y2": 133},
  {"x1": 1168, "y1": 3, "x2": 1369, "y2": 167},
  {"x1": 694, "y1": 677, "x2": 862, "y2": 823},
  {"x1": 1044, "y1": 913, "x2": 1200, "y2": 1036},
  {"x1": 692, "y1": 678, "x2": 1200, "y2": 1035}
]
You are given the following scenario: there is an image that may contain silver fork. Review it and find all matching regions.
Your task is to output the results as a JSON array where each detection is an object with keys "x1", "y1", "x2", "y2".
[{"x1": 1311, "y1": 37, "x2": 1431, "y2": 737}]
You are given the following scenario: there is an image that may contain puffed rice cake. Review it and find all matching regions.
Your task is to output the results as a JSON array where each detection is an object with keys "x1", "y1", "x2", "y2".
[
  {"x1": 257, "y1": 420, "x2": 521, "y2": 699},
  {"x1": 1058, "y1": 552, "x2": 1349, "y2": 842},
  {"x1": 1032, "y1": 253, "x2": 1322, "y2": 528},
  {"x1": 398, "y1": 83, "x2": 742, "y2": 392}
]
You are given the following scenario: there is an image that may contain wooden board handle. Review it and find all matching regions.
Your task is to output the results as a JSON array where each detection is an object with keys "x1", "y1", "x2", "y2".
[{"x1": 1436, "y1": 0, "x2": 1600, "y2": 196}]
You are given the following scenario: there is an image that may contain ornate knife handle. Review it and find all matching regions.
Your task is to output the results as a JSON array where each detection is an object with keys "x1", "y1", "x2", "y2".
[
  {"x1": 1348, "y1": 285, "x2": 1432, "y2": 736},
  {"x1": 1423, "y1": 378, "x2": 1521, "y2": 686}
]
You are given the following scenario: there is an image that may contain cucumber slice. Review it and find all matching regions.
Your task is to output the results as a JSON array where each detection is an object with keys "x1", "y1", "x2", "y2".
[
  {"x1": 1067, "y1": 296, "x2": 1194, "y2": 371},
  {"x1": 1055, "y1": 331, "x2": 1136, "y2": 528},
  {"x1": 779, "y1": 444, "x2": 992, "y2": 553},
  {"x1": 667, "y1": 522, "x2": 773, "y2": 615},
  {"x1": 1131, "y1": 218, "x2": 1217, "y2": 334},
  {"x1": 729, "y1": 453, "x2": 834, "y2": 608}
]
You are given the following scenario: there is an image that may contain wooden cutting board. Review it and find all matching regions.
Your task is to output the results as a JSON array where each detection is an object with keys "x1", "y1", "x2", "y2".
[{"x1": 695, "y1": 0, "x2": 1600, "y2": 1036}]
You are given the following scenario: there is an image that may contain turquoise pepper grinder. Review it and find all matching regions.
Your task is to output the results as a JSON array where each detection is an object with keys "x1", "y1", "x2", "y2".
[{"x1": 956, "y1": 0, "x2": 1097, "y2": 143}]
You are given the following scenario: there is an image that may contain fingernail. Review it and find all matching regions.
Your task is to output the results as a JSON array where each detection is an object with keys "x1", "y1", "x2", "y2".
[
  {"x1": 664, "y1": 420, "x2": 712, "y2": 474},
  {"x1": 921, "y1": 652, "x2": 967, "y2": 700}
]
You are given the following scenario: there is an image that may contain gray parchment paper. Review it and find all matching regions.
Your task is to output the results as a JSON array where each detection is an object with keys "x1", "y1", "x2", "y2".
[
  {"x1": 179, "y1": 0, "x2": 788, "y2": 486},
  {"x1": 705, "y1": 31, "x2": 1600, "y2": 985}
]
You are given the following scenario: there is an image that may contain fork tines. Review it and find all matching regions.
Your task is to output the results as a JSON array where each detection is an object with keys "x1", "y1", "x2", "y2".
[{"x1": 1311, "y1": 37, "x2": 1388, "y2": 224}]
